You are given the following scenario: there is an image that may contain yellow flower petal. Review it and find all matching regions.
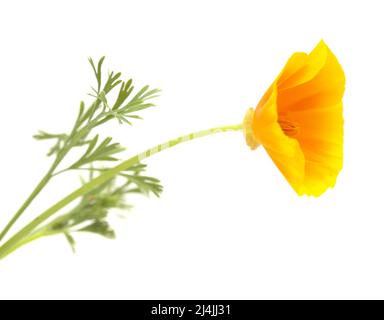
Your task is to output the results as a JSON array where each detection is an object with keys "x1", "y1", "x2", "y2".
[{"x1": 245, "y1": 40, "x2": 345, "y2": 196}]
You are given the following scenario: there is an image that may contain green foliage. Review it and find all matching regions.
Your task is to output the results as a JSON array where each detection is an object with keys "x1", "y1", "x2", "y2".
[
  {"x1": 68, "y1": 136, "x2": 125, "y2": 169},
  {"x1": 34, "y1": 56, "x2": 160, "y2": 160},
  {"x1": 32, "y1": 57, "x2": 162, "y2": 251},
  {"x1": 43, "y1": 163, "x2": 162, "y2": 251}
]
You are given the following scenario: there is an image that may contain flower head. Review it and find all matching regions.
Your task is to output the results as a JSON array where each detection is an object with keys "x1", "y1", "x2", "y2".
[{"x1": 244, "y1": 40, "x2": 345, "y2": 196}]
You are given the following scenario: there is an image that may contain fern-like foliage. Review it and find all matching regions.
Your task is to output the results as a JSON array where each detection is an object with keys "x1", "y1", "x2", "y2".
[{"x1": 32, "y1": 57, "x2": 162, "y2": 251}]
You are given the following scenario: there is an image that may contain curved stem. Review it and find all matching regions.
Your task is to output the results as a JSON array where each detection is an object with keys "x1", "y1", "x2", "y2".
[
  {"x1": 0, "y1": 157, "x2": 62, "y2": 242},
  {"x1": 0, "y1": 123, "x2": 243, "y2": 259},
  {"x1": 0, "y1": 106, "x2": 115, "y2": 242},
  {"x1": 4, "y1": 228, "x2": 59, "y2": 256}
]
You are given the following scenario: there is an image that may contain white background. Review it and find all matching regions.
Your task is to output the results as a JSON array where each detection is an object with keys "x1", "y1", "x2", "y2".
[{"x1": 0, "y1": 0, "x2": 383, "y2": 299}]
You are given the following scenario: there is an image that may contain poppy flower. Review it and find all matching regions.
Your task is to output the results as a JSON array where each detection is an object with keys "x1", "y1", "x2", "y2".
[{"x1": 243, "y1": 40, "x2": 345, "y2": 196}]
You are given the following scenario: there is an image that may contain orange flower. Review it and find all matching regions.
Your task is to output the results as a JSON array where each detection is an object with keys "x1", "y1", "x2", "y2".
[{"x1": 244, "y1": 40, "x2": 345, "y2": 196}]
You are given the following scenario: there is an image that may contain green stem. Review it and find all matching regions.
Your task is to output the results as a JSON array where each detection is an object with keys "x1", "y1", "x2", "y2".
[
  {"x1": 0, "y1": 157, "x2": 61, "y2": 242},
  {"x1": 0, "y1": 124, "x2": 243, "y2": 259},
  {"x1": 4, "y1": 228, "x2": 59, "y2": 256},
  {"x1": 0, "y1": 103, "x2": 110, "y2": 242}
]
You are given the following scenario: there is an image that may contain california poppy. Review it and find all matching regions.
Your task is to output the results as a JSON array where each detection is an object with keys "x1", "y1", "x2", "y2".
[{"x1": 244, "y1": 40, "x2": 345, "y2": 196}]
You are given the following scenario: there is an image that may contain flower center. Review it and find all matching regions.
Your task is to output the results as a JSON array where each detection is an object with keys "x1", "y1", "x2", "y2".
[{"x1": 278, "y1": 116, "x2": 299, "y2": 137}]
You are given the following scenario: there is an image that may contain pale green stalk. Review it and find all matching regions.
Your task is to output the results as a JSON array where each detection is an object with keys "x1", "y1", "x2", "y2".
[
  {"x1": 0, "y1": 162, "x2": 58, "y2": 242},
  {"x1": 0, "y1": 124, "x2": 243, "y2": 259}
]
